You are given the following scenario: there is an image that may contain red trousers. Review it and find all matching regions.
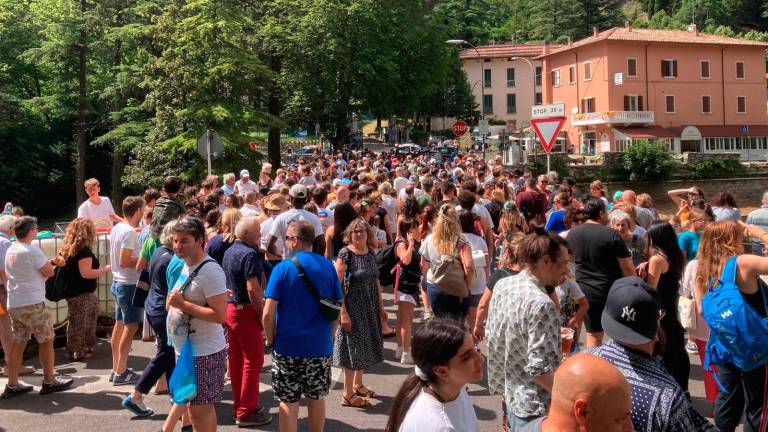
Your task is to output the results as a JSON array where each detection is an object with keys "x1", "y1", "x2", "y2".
[
  {"x1": 695, "y1": 338, "x2": 720, "y2": 403},
  {"x1": 226, "y1": 303, "x2": 265, "y2": 419}
]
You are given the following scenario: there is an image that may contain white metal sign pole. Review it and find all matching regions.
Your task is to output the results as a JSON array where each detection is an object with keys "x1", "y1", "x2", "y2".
[{"x1": 206, "y1": 130, "x2": 212, "y2": 177}]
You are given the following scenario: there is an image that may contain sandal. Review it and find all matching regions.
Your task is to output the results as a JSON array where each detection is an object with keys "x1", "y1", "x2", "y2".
[
  {"x1": 353, "y1": 385, "x2": 378, "y2": 398},
  {"x1": 342, "y1": 394, "x2": 371, "y2": 408},
  {"x1": 382, "y1": 330, "x2": 397, "y2": 338}
]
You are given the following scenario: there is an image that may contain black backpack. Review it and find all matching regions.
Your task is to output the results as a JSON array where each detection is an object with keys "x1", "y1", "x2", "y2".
[
  {"x1": 45, "y1": 266, "x2": 68, "y2": 302},
  {"x1": 375, "y1": 239, "x2": 404, "y2": 287}
]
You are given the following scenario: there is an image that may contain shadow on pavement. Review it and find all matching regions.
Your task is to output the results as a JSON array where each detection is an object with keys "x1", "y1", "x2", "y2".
[{"x1": 1, "y1": 389, "x2": 124, "y2": 414}]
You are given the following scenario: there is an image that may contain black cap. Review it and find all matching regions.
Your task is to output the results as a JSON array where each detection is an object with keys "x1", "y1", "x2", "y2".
[{"x1": 601, "y1": 276, "x2": 663, "y2": 345}]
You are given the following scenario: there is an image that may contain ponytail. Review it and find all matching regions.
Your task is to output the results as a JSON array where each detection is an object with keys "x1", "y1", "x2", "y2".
[{"x1": 385, "y1": 375, "x2": 427, "y2": 432}]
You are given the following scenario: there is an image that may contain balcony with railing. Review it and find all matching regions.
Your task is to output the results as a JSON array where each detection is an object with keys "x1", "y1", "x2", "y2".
[{"x1": 571, "y1": 111, "x2": 655, "y2": 126}]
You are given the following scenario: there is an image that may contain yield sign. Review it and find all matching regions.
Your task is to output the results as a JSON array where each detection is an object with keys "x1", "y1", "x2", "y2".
[{"x1": 530, "y1": 117, "x2": 565, "y2": 153}]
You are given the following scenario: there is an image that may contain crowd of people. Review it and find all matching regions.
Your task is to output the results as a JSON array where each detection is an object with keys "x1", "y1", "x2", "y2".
[{"x1": 1, "y1": 146, "x2": 767, "y2": 432}]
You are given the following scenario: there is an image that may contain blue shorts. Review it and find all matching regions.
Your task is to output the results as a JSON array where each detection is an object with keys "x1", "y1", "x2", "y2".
[{"x1": 111, "y1": 282, "x2": 143, "y2": 324}]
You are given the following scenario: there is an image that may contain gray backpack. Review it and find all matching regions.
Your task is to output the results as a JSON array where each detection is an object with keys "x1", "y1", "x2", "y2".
[{"x1": 432, "y1": 240, "x2": 469, "y2": 298}]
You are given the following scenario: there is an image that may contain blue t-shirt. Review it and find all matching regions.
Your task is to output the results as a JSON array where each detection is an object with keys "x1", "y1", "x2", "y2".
[
  {"x1": 265, "y1": 251, "x2": 343, "y2": 358},
  {"x1": 545, "y1": 209, "x2": 567, "y2": 233},
  {"x1": 678, "y1": 230, "x2": 701, "y2": 260},
  {"x1": 222, "y1": 241, "x2": 263, "y2": 304},
  {"x1": 205, "y1": 235, "x2": 234, "y2": 264},
  {"x1": 145, "y1": 246, "x2": 175, "y2": 316}
]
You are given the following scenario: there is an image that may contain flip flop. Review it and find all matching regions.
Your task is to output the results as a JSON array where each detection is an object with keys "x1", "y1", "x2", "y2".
[
  {"x1": 354, "y1": 386, "x2": 378, "y2": 398},
  {"x1": 342, "y1": 394, "x2": 371, "y2": 408},
  {"x1": 382, "y1": 330, "x2": 397, "y2": 338}
]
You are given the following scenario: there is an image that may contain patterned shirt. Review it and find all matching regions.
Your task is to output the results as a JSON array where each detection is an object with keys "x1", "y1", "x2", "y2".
[
  {"x1": 746, "y1": 205, "x2": 768, "y2": 255},
  {"x1": 486, "y1": 270, "x2": 561, "y2": 418},
  {"x1": 586, "y1": 340, "x2": 716, "y2": 432}
]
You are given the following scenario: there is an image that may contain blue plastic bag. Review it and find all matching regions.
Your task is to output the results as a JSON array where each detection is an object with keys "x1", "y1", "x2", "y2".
[{"x1": 169, "y1": 338, "x2": 197, "y2": 404}]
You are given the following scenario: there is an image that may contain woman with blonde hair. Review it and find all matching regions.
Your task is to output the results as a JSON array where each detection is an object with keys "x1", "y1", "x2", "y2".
[
  {"x1": 590, "y1": 180, "x2": 610, "y2": 209},
  {"x1": 205, "y1": 207, "x2": 241, "y2": 264},
  {"x1": 56, "y1": 218, "x2": 111, "y2": 360},
  {"x1": 419, "y1": 206, "x2": 473, "y2": 320},
  {"x1": 696, "y1": 220, "x2": 768, "y2": 432}
]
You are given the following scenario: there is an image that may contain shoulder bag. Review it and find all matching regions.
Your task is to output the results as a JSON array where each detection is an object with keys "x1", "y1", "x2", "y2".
[{"x1": 291, "y1": 256, "x2": 342, "y2": 321}]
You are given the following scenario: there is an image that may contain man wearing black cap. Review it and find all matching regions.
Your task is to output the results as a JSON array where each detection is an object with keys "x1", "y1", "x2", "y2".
[{"x1": 585, "y1": 276, "x2": 715, "y2": 432}]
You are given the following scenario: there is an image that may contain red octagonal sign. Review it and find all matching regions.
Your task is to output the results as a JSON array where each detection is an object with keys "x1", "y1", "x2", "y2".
[{"x1": 452, "y1": 120, "x2": 469, "y2": 137}]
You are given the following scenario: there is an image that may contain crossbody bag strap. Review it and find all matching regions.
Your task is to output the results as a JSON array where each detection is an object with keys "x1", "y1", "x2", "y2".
[
  {"x1": 291, "y1": 256, "x2": 322, "y2": 301},
  {"x1": 178, "y1": 259, "x2": 214, "y2": 294}
]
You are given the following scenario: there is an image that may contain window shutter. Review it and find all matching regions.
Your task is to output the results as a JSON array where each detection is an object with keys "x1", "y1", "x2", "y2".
[{"x1": 624, "y1": 95, "x2": 630, "y2": 111}]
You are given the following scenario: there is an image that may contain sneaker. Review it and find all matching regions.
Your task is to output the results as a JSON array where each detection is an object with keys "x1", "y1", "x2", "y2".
[
  {"x1": 180, "y1": 426, "x2": 193, "y2": 432},
  {"x1": 401, "y1": 351, "x2": 414, "y2": 365},
  {"x1": 39, "y1": 376, "x2": 74, "y2": 395},
  {"x1": 113, "y1": 369, "x2": 140, "y2": 386},
  {"x1": 685, "y1": 341, "x2": 698, "y2": 354},
  {"x1": 1, "y1": 383, "x2": 33, "y2": 399},
  {"x1": 109, "y1": 371, "x2": 115, "y2": 383},
  {"x1": 395, "y1": 346, "x2": 403, "y2": 360},
  {"x1": 421, "y1": 311, "x2": 433, "y2": 322},
  {"x1": 122, "y1": 394, "x2": 155, "y2": 417},
  {"x1": 236, "y1": 406, "x2": 272, "y2": 427}
]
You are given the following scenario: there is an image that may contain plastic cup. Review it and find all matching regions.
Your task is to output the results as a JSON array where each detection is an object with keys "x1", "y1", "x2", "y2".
[{"x1": 561, "y1": 327, "x2": 575, "y2": 356}]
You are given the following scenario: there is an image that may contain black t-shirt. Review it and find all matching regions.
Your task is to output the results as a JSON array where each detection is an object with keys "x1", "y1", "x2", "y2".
[
  {"x1": 487, "y1": 268, "x2": 520, "y2": 292},
  {"x1": 146, "y1": 246, "x2": 174, "y2": 316},
  {"x1": 64, "y1": 247, "x2": 99, "y2": 298},
  {"x1": 567, "y1": 223, "x2": 630, "y2": 301}
]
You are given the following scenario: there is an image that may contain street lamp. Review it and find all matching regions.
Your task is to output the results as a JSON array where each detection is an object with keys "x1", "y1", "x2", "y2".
[{"x1": 447, "y1": 39, "x2": 486, "y2": 158}]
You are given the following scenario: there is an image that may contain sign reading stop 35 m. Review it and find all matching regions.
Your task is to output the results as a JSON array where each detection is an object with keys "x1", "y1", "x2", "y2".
[{"x1": 452, "y1": 120, "x2": 469, "y2": 137}]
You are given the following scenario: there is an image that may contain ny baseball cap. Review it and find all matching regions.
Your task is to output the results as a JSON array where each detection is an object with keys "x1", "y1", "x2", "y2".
[
  {"x1": 289, "y1": 184, "x2": 308, "y2": 199},
  {"x1": 601, "y1": 276, "x2": 664, "y2": 345}
]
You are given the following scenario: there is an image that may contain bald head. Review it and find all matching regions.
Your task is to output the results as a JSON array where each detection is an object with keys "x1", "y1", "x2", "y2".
[
  {"x1": 621, "y1": 190, "x2": 637, "y2": 205},
  {"x1": 545, "y1": 354, "x2": 632, "y2": 432}
]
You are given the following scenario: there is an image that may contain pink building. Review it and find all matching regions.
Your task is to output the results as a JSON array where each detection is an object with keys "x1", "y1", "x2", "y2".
[
  {"x1": 460, "y1": 44, "x2": 559, "y2": 131},
  {"x1": 540, "y1": 25, "x2": 768, "y2": 160}
]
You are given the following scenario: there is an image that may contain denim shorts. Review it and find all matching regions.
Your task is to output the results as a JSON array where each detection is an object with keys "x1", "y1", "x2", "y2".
[{"x1": 111, "y1": 281, "x2": 143, "y2": 324}]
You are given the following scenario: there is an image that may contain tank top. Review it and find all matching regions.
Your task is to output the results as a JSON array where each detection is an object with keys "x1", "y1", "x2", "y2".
[{"x1": 396, "y1": 239, "x2": 422, "y2": 295}]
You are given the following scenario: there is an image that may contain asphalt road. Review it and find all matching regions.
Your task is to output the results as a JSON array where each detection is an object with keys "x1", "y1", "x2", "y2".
[{"x1": 0, "y1": 294, "x2": 728, "y2": 432}]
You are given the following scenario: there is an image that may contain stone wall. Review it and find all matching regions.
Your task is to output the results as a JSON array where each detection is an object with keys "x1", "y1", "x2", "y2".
[{"x1": 579, "y1": 177, "x2": 768, "y2": 210}]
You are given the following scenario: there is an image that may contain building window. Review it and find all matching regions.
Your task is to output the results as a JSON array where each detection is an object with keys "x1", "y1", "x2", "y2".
[
  {"x1": 484, "y1": 69, "x2": 492, "y2": 88},
  {"x1": 552, "y1": 69, "x2": 561, "y2": 86},
  {"x1": 535, "y1": 92, "x2": 542, "y2": 105},
  {"x1": 568, "y1": 65, "x2": 576, "y2": 84},
  {"x1": 736, "y1": 61, "x2": 745, "y2": 79},
  {"x1": 661, "y1": 59, "x2": 677, "y2": 78},
  {"x1": 584, "y1": 62, "x2": 592, "y2": 81},
  {"x1": 665, "y1": 95, "x2": 675, "y2": 113},
  {"x1": 581, "y1": 97, "x2": 595, "y2": 113},
  {"x1": 623, "y1": 95, "x2": 643, "y2": 111},
  {"x1": 700, "y1": 60, "x2": 710, "y2": 79},
  {"x1": 506, "y1": 68, "x2": 515, "y2": 87},
  {"x1": 535, "y1": 66, "x2": 542, "y2": 86},
  {"x1": 507, "y1": 94, "x2": 517, "y2": 114},
  {"x1": 737, "y1": 96, "x2": 746, "y2": 113},
  {"x1": 702, "y1": 95, "x2": 711, "y2": 113},
  {"x1": 483, "y1": 94, "x2": 493, "y2": 114},
  {"x1": 627, "y1": 58, "x2": 637, "y2": 77}
]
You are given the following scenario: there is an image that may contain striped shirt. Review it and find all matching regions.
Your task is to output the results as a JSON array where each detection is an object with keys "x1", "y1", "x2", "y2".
[{"x1": 586, "y1": 340, "x2": 715, "y2": 432}]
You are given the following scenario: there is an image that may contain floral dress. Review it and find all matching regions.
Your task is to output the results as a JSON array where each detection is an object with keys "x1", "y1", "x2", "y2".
[{"x1": 332, "y1": 247, "x2": 384, "y2": 370}]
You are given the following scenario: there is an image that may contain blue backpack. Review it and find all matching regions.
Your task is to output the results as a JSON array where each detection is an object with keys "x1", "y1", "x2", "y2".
[{"x1": 702, "y1": 256, "x2": 768, "y2": 389}]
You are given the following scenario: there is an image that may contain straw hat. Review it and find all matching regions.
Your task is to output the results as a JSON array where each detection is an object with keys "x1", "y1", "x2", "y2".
[{"x1": 263, "y1": 194, "x2": 290, "y2": 211}]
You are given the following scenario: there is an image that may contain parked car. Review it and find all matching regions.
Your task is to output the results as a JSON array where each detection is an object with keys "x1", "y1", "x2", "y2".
[{"x1": 395, "y1": 143, "x2": 424, "y2": 156}]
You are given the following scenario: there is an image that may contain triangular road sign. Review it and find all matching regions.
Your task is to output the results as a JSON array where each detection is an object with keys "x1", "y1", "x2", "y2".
[{"x1": 530, "y1": 117, "x2": 565, "y2": 153}]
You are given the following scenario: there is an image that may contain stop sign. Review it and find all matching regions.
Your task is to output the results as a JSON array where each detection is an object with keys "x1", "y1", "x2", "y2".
[{"x1": 452, "y1": 120, "x2": 469, "y2": 137}]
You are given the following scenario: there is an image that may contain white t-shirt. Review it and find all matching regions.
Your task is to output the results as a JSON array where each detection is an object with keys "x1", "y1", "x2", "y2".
[
  {"x1": 393, "y1": 176, "x2": 408, "y2": 193},
  {"x1": 462, "y1": 233, "x2": 488, "y2": 295},
  {"x1": 299, "y1": 176, "x2": 317, "y2": 186},
  {"x1": 240, "y1": 204, "x2": 261, "y2": 218},
  {"x1": 235, "y1": 179, "x2": 258, "y2": 195},
  {"x1": 77, "y1": 197, "x2": 116, "y2": 231},
  {"x1": 5, "y1": 242, "x2": 48, "y2": 308},
  {"x1": 399, "y1": 388, "x2": 479, "y2": 432},
  {"x1": 109, "y1": 223, "x2": 139, "y2": 284},
  {"x1": 380, "y1": 195, "x2": 399, "y2": 235},
  {"x1": 399, "y1": 187, "x2": 424, "y2": 201},
  {"x1": 555, "y1": 279, "x2": 585, "y2": 308},
  {"x1": 167, "y1": 258, "x2": 227, "y2": 356},
  {"x1": 260, "y1": 216, "x2": 284, "y2": 257},
  {"x1": 269, "y1": 209, "x2": 323, "y2": 258}
]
